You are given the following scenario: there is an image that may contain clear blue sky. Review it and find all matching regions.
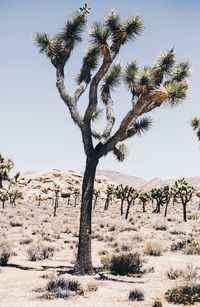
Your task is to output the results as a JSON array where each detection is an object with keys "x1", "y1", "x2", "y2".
[{"x1": 0, "y1": 0, "x2": 199, "y2": 180}]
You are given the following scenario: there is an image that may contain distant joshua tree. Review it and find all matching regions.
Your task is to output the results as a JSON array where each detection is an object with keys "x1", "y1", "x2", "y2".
[
  {"x1": 115, "y1": 184, "x2": 129, "y2": 215},
  {"x1": 104, "y1": 184, "x2": 115, "y2": 210},
  {"x1": 171, "y1": 178, "x2": 195, "y2": 222},
  {"x1": 34, "y1": 4, "x2": 190, "y2": 274},
  {"x1": 125, "y1": 186, "x2": 138, "y2": 219},
  {"x1": 0, "y1": 154, "x2": 14, "y2": 188},
  {"x1": 191, "y1": 117, "x2": 200, "y2": 142},
  {"x1": 138, "y1": 191, "x2": 151, "y2": 213}
]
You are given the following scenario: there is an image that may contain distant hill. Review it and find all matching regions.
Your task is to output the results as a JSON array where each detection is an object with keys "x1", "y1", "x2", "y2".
[
  {"x1": 96, "y1": 170, "x2": 147, "y2": 189},
  {"x1": 96, "y1": 170, "x2": 200, "y2": 190}
]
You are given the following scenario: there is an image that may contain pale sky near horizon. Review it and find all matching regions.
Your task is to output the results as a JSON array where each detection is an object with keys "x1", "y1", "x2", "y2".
[{"x1": 0, "y1": 0, "x2": 200, "y2": 180}]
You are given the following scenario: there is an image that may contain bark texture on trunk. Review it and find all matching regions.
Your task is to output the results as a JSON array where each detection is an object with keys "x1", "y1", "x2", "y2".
[
  {"x1": 74, "y1": 155, "x2": 98, "y2": 275},
  {"x1": 183, "y1": 203, "x2": 187, "y2": 222}
]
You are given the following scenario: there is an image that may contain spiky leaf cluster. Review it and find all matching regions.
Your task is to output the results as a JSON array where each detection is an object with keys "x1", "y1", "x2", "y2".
[
  {"x1": 172, "y1": 178, "x2": 195, "y2": 204},
  {"x1": 76, "y1": 46, "x2": 100, "y2": 84},
  {"x1": 130, "y1": 117, "x2": 152, "y2": 136},
  {"x1": 34, "y1": 10, "x2": 87, "y2": 65},
  {"x1": 171, "y1": 61, "x2": 191, "y2": 82},
  {"x1": 165, "y1": 81, "x2": 188, "y2": 105},
  {"x1": 113, "y1": 143, "x2": 128, "y2": 162},
  {"x1": 123, "y1": 60, "x2": 138, "y2": 91},
  {"x1": 101, "y1": 63, "x2": 122, "y2": 94},
  {"x1": 191, "y1": 117, "x2": 200, "y2": 141}
]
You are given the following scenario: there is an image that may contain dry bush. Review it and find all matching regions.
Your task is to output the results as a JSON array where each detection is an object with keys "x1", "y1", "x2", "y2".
[
  {"x1": 10, "y1": 220, "x2": 23, "y2": 227},
  {"x1": 45, "y1": 276, "x2": 83, "y2": 299},
  {"x1": 129, "y1": 289, "x2": 144, "y2": 301},
  {"x1": 0, "y1": 241, "x2": 11, "y2": 266},
  {"x1": 152, "y1": 298, "x2": 162, "y2": 307},
  {"x1": 19, "y1": 237, "x2": 33, "y2": 245},
  {"x1": 108, "y1": 252, "x2": 143, "y2": 276},
  {"x1": 144, "y1": 240, "x2": 164, "y2": 256},
  {"x1": 152, "y1": 220, "x2": 167, "y2": 231},
  {"x1": 27, "y1": 244, "x2": 55, "y2": 261},
  {"x1": 87, "y1": 282, "x2": 98, "y2": 292},
  {"x1": 182, "y1": 263, "x2": 199, "y2": 281},
  {"x1": 183, "y1": 242, "x2": 200, "y2": 255},
  {"x1": 166, "y1": 268, "x2": 183, "y2": 280}
]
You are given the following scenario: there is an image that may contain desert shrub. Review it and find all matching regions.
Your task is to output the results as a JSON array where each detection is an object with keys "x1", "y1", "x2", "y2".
[
  {"x1": 171, "y1": 239, "x2": 192, "y2": 251},
  {"x1": 188, "y1": 212, "x2": 199, "y2": 220},
  {"x1": 153, "y1": 221, "x2": 167, "y2": 231},
  {"x1": 182, "y1": 264, "x2": 199, "y2": 281},
  {"x1": 46, "y1": 277, "x2": 83, "y2": 299},
  {"x1": 152, "y1": 298, "x2": 162, "y2": 307},
  {"x1": 144, "y1": 240, "x2": 163, "y2": 256},
  {"x1": 129, "y1": 289, "x2": 144, "y2": 301},
  {"x1": 165, "y1": 284, "x2": 200, "y2": 305},
  {"x1": 19, "y1": 238, "x2": 33, "y2": 245},
  {"x1": 166, "y1": 268, "x2": 183, "y2": 280},
  {"x1": 183, "y1": 242, "x2": 200, "y2": 255},
  {"x1": 109, "y1": 252, "x2": 143, "y2": 275},
  {"x1": 0, "y1": 241, "x2": 11, "y2": 266},
  {"x1": 10, "y1": 220, "x2": 23, "y2": 227},
  {"x1": 87, "y1": 282, "x2": 98, "y2": 292},
  {"x1": 121, "y1": 243, "x2": 131, "y2": 252},
  {"x1": 27, "y1": 244, "x2": 55, "y2": 261}
]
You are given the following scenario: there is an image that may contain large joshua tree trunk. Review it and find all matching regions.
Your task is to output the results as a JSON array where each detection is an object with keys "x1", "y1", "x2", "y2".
[{"x1": 74, "y1": 154, "x2": 99, "y2": 275}]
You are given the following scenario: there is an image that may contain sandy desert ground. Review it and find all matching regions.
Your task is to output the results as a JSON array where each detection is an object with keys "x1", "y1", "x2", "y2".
[{"x1": 0, "y1": 171, "x2": 200, "y2": 307}]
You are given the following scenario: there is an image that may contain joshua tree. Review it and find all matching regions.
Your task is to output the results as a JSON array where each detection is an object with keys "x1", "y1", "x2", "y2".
[
  {"x1": 0, "y1": 154, "x2": 14, "y2": 188},
  {"x1": 151, "y1": 186, "x2": 171, "y2": 214},
  {"x1": 73, "y1": 187, "x2": 81, "y2": 207},
  {"x1": 93, "y1": 188, "x2": 100, "y2": 209},
  {"x1": 104, "y1": 184, "x2": 115, "y2": 210},
  {"x1": 138, "y1": 191, "x2": 150, "y2": 213},
  {"x1": 53, "y1": 183, "x2": 60, "y2": 216},
  {"x1": 0, "y1": 190, "x2": 8, "y2": 209},
  {"x1": 172, "y1": 178, "x2": 195, "y2": 222},
  {"x1": 61, "y1": 185, "x2": 74, "y2": 205},
  {"x1": 125, "y1": 186, "x2": 138, "y2": 219},
  {"x1": 191, "y1": 117, "x2": 200, "y2": 141},
  {"x1": 115, "y1": 184, "x2": 129, "y2": 215},
  {"x1": 34, "y1": 4, "x2": 190, "y2": 274},
  {"x1": 8, "y1": 172, "x2": 21, "y2": 206}
]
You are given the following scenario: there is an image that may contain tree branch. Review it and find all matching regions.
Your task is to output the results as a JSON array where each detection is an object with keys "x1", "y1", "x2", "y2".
[
  {"x1": 101, "y1": 90, "x2": 115, "y2": 142},
  {"x1": 56, "y1": 74, "x2": 83, "y2": 128}
]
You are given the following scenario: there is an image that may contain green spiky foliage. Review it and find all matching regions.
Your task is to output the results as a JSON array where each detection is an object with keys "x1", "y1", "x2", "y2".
[
  {"x1": 0, "y1": 154, "x2": 14, "y2": 188},
  {"x1": 101, "y1": 63, "x2": 122, "y2": 93},
  {"x1": 171, "y1": 178, "x2": 195, "y2": 222},
  {"x1": 73, "y1": 187, "x2": 81, "y2": 207},
  {"x1": 191, "y1": 117, "x2": 200, "y2": 141},
  {"x1": 105, "y1": 184, "x2": 115, "y2": 210},
  {"x1": 115, "y1": 184, "x2": 129, "y2": 215},
  {"x1": 76, "y1": 46, "x2": 100, "y2": 84},
  {"x1": 125, "y1": 186, "x2": 139, "y2": 220},
  {"x1": 151, "y1": 186, "x2": 172, "y2": 214},
  {"x1": 138, "y1": 191, "x2": 151, "y2": 212},
  {"x1": 34, "y1": 9, "x2": 87, "y2": 70},
  {"x1": 0, "y1": 190, "x2": 8, "y2": 209},
  {"x1": 123, "y1": 60, "x2": 138, "y2": 92}
]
